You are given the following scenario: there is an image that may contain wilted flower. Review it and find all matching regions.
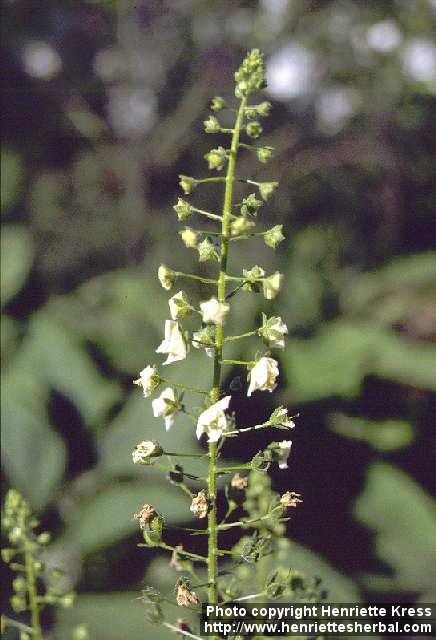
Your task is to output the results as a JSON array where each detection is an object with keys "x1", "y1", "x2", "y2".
[
  {"x1": 156, "y1": 320, "x2": 188, "y2": 365},
  {"x1": 134, "y1": 504, "x2": 156, "y2": 529},
  {"x1": 259, "y1": 314, "x2": 288, "y2": 349},
  {"x1": 152, "y1": 387, "x2": 181, "y2": 431},
  {"x1": 133, "y1": 365, "x2": 160, "y2": 397},
  {"x1": 231, "y1": 473, "x2": 248, "y2": 490},
  {"x1": 132, "y1": 440, "x2": 163, "y2": 464},
  {"x1": 247, "y1": 357, "x2": 279, "y2": 397},
  {"x1": 190, "y1": 490, "x2": 209, "y2": 519},
  {"x1": 196, "y1": 396, "x2": 232, "y2": 442},
  {"x1": 173, "y1": 198, "x2": 193, "y2": 221},
  {"x1": 176, "y1": 580, "x2": 199, "y2": 607},
  {"x1": 168, "y1": 291, "x2": 192, "y2": 320},
  {"x1": 204, "y1": 146, "x2": 227, "y2": 171},
  {"x1": 200, "y1": 297, "x2": 230, "y2": 325},
  {"x1": 158, "y1": 264, "x2": 176, "y2": 290},
  {"x1": 262, "y1": 271, "x2": 283, "y2": 299},
  {"x1": 280, "y1": 491, "x2": 303, "y2": 508},
  {"x1": 264, "y1": 224, "x2": 285, "y2": 248}
]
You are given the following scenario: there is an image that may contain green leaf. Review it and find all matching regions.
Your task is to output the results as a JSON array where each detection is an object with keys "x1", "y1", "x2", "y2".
[
  {"x1": 1, "y1": 365, "x2": 66, "y2": 510},
  {"x1": 15, "y1": 306, "x2": 122, "y2": 426},
  {"x1": 283, "y1": 321, "x2": 380, "y2": 401},
  {"x1": 64, "y1": 480, "x2": 193, "y2": 553},
  {"x1": 1, "y1": 226, "x2": 34, "y2": 307},
  {"x1": 55, "y1": 593, "x2": 175, "y2": 640},
  {"x1": 354, "y1": 463, "x2": 436, "y2": 592},
  {"x1": 1, "y1": 149, "x2": 24, "y2": 213},
  {"x1": 330, "y1": 413, "x2": 415, "y2": 451}
]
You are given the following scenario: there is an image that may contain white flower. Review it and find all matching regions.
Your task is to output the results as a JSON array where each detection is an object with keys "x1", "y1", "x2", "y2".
[
  {"x1": 152, "y1": 387, "x2": 180, "y2": 431},
  {"x1": 158, "y1": 264, "x2": 176, "y2": 290},
  {"x1": 168, "y1": 291, "x2": 191, "y2": 320},
  {"x1": 277, "y1": 440, "x2": 293, "y2": 469},
  {"x1": 262, "y1": 271, "x2": 283, "y2": 299},
  {"x1": 133, "y1": 365, "x2": 160, "y2": 397},
  {"x1": 259, "y1": 314, "x2": 288, "y2": 349},
  {"x1": 132, "y1": 440, "x2": 163, "y2": 464},
  {"x1": 200, "y1": 297, "x2": 230, "y2": 325},
  {"x1": 196, "y1": 396, "x2": 232, "y2": 442},
  {"x1": 247, "y1": 357, "x2": 279, "y2": 397},
  {"x1": 156, "y1": 320, "x2": 188, "y2": 365}
]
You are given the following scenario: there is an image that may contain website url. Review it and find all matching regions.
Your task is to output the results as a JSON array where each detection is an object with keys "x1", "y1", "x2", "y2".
[{"x1": 202, "y1": 619, "x2": 434, "y2": 637}]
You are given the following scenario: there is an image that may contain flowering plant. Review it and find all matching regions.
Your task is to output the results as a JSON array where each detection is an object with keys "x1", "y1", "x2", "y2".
[{"x1": 132, "y1": 50, "x2": 322, "y2": 637}]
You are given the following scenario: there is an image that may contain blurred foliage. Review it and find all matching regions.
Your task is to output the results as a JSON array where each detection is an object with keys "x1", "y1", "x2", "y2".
[{"x1": 1, "y1": 0, "x2": 435, "y2": 638}]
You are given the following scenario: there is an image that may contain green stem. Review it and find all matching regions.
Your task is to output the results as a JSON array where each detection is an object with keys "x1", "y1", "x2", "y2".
[
  {"x1": 192, "y1": 206, "x2": 223, "y2": 222},
  {"x1": 224, "y1": 330, "x2": 257, "y2": 342},
  {"x1": 22, "y1": 516, "x2": 42, "y2": 640},
  {"x1": 207, "y1": 94, "x2": 247, "y2": 608},
  {"x1": 160, "y1": 378, "x2": 209, "y2": 395},
  {"x1": 174, "y1": 271, "x2": 218, "y2": 284},
  {"x1": 158, "y1": 542, "x2": 208, "y2": 563}
]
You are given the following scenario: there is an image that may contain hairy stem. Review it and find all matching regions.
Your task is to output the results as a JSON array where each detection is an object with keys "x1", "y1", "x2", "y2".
[{"x1": 207, "y1": 94, "x2": 247, "y2": 608}]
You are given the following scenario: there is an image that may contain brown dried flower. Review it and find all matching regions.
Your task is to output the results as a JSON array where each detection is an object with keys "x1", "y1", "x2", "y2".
[
  {"x1": 190, "y1": 490, "x2": 209, "y2": 519},
  {"x1": 176, "y1": 580, "x2": 199, "y2": 607},
  {"x1": 231, "y1": 473, "x2": 248, "y2": 490},
  {"x1": 133, "y1": 504, "x2": 156, "y2": 529},
  {"x1": 280, "y1": 491, "x2": 303, "y2": 508}
]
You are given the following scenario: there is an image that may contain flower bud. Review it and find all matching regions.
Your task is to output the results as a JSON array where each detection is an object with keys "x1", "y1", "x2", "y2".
[
  {"x1": 257, "y1": 101, "x2": 272, "y2": 117},
  {"x1": 173, "y1": 198, "x2": 193, "y2": 221},
  {"x1": 204, "y1": 146, "x2": 227, "y2": 171},
  {"x1": 257, "y1": 146, "x2": 274, "y2": 163},
  {"x1": 211, "y1": 96, "x2": 225, "y2": 112},
  {"x1": 203, "y1": 115, "x2": 221, "y2": 133},
  {"x1": 158, "y1": 264, "x2": 176, "y2": 290},
  {"x1": 36, "y1": 531, "x2": 51, "y2": 545},
  {"x1": 178, "y1": 175, "x2": 197, "y2": 195},
  {"x1": 246, "y1": 121, "x2": 263, "y2": 138},
  {"x1": 73, "y1": 625, "x2": 90, "y2": 640},
  {"x1": 230, "y1": 217, "x2": 255, "y2": 236},
  {"x1": 242, "y1": 265, "x2": 265, "y2": 291},
  {"x1": 179, "y1": 227, "x2": 198, "y2": 248},
  {"x1": 258, "y1": 181, "x2": 278, "y2": 201},
  {"x1": 60, "y1": 593, "x2": 75, "y2": 608},
  {"x1": 264, "y1": 224, "x2": 285, "y2": 248},
  {"x1": 192, "y1": 325, "x2": 216, "y2": 351}
]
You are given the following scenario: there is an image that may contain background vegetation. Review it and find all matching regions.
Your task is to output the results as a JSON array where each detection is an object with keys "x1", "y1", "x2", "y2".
[{"x1": 2, "y1": 1, "x2": 435, "y2": 638}]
